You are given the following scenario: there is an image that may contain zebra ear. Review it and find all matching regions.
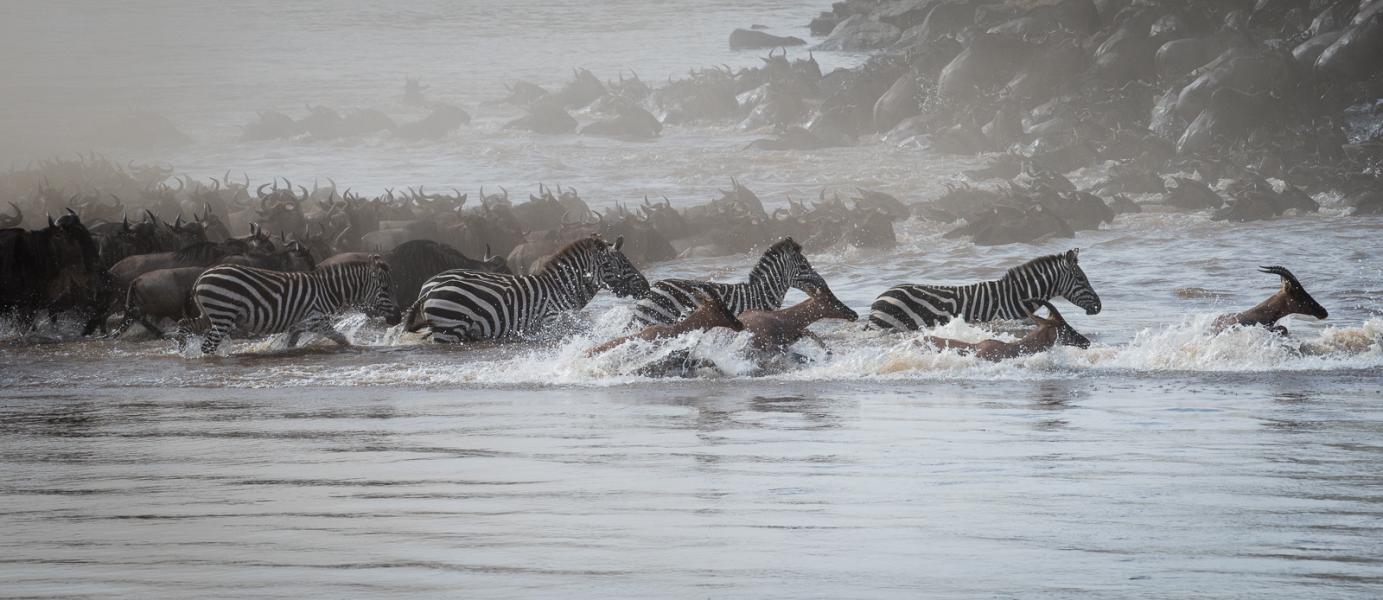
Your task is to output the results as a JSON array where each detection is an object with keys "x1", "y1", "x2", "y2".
[
  {"x1": 612, "y1": 235, "x2": 624, "y2": 251},
  {"x1": 1067, "y1": 248, "x2": 1080, "y2": 263}
]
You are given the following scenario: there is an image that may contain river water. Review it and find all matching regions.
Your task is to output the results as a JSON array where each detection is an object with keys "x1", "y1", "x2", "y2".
[{"x1": 3, "y1": 1, "x2": 1383, "y2": 598}]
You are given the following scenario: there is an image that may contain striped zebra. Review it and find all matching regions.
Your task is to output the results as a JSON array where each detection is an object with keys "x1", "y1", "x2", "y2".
[
  {"x1": 631, "y1": 237, "x2": 829, "y2": 326},
  {"x1": 869, "y1": 248, "x2": 1101, "y2": 330},
  {"x1": 192, "y1": 256, "x2": 400, "y2": 353},
  {"x1": 405, "y1": 235, "x2": 648, "y2": 343}
]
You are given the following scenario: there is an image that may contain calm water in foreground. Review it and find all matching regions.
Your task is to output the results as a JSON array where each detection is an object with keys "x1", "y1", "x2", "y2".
[{"x1": 2, "y1": 378, "x2": 1382, "y2": 599}]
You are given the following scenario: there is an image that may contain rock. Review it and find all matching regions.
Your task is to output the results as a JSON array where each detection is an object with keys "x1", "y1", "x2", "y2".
[
  {"x1": 1160, "y1": 177, "x2": 1223, "y2": 210},
  {"x1": 813, "y1": 15, "x2": 901, "y2": 51},
  {"x1": 1293, "y1": 31, "x2": 1343, "y2": 68},
  {"x1": 729, "y1": 29, "x2": 806, "y2": 50},
  {"x1": 1315, "y1": 3, "x2": 1383, "y2": 79}
]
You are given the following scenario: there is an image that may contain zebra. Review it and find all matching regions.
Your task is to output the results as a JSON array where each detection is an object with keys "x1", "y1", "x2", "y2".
[
  {"x1": 191, "y1": 255, "x2": 400, "y2": 353},
  {"x1": 405, "y1": 235, "x2": 649, "y2": 343},
  {"x1": 631, "y1": 237, "x2": 830, "y2": 326},
  {"x1": 868, "y1": 248, "x2": 1101, "y2": 330}
]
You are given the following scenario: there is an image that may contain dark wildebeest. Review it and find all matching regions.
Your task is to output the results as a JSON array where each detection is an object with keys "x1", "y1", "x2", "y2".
[
  {"x1": 318, "y1": 239, "x2": 509, "y2": 307},
  {"x1": 1, "y1": 211, "x2": 103, "y2": 330}
]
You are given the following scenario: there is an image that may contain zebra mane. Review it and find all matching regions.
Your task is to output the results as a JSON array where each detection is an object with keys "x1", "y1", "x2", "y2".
[
  {"x1": 1001, "y1": 251, "x2": 1072, "y2": 281},
  {"x1": 745, "y1": 237, "x2": 803, "y2": 284},
  {"x1": 536, "y1": 236, "x2": 606, "y2": 273},
  {"x1": 763, "y1": 237, "x2": 802, "y2": 258}
]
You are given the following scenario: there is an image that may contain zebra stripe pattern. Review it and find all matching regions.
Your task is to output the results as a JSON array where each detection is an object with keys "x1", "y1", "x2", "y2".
[
  {"x1": 631, "y1": 237, "x2": 829, "y2": 325},
  {"x1": 192, "y1": 256, "x2": 400, "y2": 353},
  {"x1": 406, "y1": 235, "x2": 648, "y2": 343},
  {"x1": 869, "y1": 248, "x2": 1101, "y2": 330}
]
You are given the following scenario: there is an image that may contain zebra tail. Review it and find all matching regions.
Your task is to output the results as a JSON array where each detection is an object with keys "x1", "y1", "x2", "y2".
[{"x1": 403, "y1": 297, "x2": 428, "y2": 333}]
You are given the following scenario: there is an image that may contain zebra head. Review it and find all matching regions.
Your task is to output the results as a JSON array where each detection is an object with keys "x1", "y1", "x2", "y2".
[
  {"x1": 774, "y1": 237, "x2": 829, "y2": 294},
  {"x1": 364, "y1": 255, "x2": 402, "y2": 325},
  {"x1": 595, "y1": 236, "x2": 650, "y2": 298},
  {"x1": 1059, "y1": 248, "x2": 1102, "y2": 315}
]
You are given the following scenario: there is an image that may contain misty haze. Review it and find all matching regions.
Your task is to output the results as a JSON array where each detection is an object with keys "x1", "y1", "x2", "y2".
[{"x1": 2, "y1": 0, "x2": 1383, "y2": 598}]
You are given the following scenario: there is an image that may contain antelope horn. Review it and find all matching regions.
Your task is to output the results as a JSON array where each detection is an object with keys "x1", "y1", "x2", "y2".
[{"x1": 1259, "y1": 266, "x2": 1302, "y2": 288}]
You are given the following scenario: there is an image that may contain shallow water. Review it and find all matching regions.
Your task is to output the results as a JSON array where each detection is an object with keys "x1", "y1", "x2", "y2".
[{"x1": 4, "y1": 1, "x2": 1383, "y2": 597}]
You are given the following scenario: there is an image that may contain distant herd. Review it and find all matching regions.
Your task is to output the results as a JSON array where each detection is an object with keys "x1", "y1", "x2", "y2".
[{"x1": 2, "y1": 183, "x2": 1331, "y2": 365}]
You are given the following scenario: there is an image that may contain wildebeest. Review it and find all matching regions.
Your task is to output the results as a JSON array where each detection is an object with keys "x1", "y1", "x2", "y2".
[
  {"x1": 0, "y1": 211, "x2": 103, "y2": 329},
  {"x1": 318, "y1": 239, "x2": 509, "y2": 307}
]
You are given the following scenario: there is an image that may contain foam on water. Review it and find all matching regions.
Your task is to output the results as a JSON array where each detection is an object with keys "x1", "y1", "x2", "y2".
[{"x1": 32, "y1": 308, "x2": 1370, "y2": 389}]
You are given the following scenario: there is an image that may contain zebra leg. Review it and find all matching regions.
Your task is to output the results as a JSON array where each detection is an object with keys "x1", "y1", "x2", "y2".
[
  {"x1": 200, "y1": 322, "x2": 232, "y2": 354},
  {"x1": 430, "y1": 328, "x2": 463, "y2": 344},
  {"x1": 307, "y1": 318, "x2": 351, "y2": 347}
]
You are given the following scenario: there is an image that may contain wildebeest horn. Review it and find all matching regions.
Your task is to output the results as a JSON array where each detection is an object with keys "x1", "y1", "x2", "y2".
[
  {"x1": 144, "y1": 209, "x2": 157, "y2": 223},
  {"x1": 257, "y1": 182, "x2": 272, "y2": 198},
  {"x1": 483, "y1": 244, "x2": 494, "y2": 261},
  {"x1": 121, "y1": 211, "x2": 129, "y2": 230},
  {"x1": 208, "y1": 177, "x2": 220, "y2": 191},
  {"x1": 333, "y1": 223, "x2": 351, "y2": 247},
  {"x1": 499, "y1": 186, "x2": 509, "y2": 199},
  {"x1": 643, "y1": 195, "x2": 652, "y2": 207},
  {"x1": 48, "y1": 214, "x2": 55, "y2": 228}
]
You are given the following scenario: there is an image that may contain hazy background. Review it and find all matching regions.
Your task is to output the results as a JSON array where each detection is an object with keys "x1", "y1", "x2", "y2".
[{"x1": 0, "y1": 0, "x2": 855, "y2": 168}]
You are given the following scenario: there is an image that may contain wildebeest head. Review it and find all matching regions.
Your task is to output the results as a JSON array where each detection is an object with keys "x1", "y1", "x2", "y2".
[{"x1": 639, "y1": 195, "x2": 690, "y2": 240}]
